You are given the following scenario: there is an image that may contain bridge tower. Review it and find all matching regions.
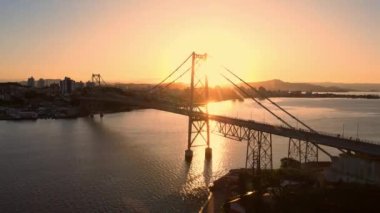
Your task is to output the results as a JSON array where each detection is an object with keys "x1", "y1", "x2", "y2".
[
  {"x1": 185, "y1": 52, "x2": 210, "y2": 161},
  {"x1": 89, "y1": 74, "x2": 105, "y2": 117},
  {"x1": 92, "y1": 74, "x2": 102, "y2": 86}
]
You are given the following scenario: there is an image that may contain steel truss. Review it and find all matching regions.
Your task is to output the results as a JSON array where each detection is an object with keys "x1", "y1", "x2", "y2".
[
  {"x1": 213, "y1": 121, "x2": 273, "y2": 172},
  {"x1": 288, "y1": 138, "x2": 318, "y2": 163}
]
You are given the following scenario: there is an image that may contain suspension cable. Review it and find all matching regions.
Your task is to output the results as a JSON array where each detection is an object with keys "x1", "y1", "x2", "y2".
[
  {"x1": 155, "y1": 59, "x2": 202, "y2": 93},
  {"x1": 221, "y1": 73, "x2": 293, "y2": 128},
  {"x1": 221, "y1": 68, "x2": 331, "y2": 157},
  {"x1": 223, "y1": 66, "x2": 317, "y2": 133},
  {"x1": 159, "y1": 66, "x2": 191, "y2": 91},
  {"x1": 100, "y1": 76, "x2": 107, "y2": 86},
  {"x1": 149, "y1": 53, "x2": 193, "y2": 92}
]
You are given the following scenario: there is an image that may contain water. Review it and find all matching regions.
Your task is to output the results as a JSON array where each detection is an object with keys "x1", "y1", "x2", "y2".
[
  {"x1": 1, "y1": 98, "x2": 379, "y2": 212},
  {"x1": 315, "y1": 91, "x2": 380, "y2": 96}
]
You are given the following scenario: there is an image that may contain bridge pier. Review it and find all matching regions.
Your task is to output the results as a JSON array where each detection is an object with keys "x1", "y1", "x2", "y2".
[
  {"x1": 246, "y1": 131, "x2": 273, "y2": 173},
  {"x1": 185, "y1": 149, "x2": 193, "y2": 161},
  {"x1": 205, "y1": 147, "x2": 212, "y2": 160}
]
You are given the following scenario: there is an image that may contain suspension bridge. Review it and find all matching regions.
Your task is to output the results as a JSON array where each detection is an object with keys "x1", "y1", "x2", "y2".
[{"x1": 80, "y1": 52, "x2": 380, "y2": 173}]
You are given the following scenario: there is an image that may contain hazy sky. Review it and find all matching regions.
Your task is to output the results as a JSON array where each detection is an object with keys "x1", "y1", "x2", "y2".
[{"x1": 0, "y1": 0, "x2": 379, "y2": 83}]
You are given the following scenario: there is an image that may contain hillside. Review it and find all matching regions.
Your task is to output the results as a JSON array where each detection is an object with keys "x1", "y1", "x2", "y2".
[
  {"x1": 247, "y1": 79, "x2": 348, "y2": 92},
  {"x1": 316, "y1": 82, "x2": 380, "y2": 92}
]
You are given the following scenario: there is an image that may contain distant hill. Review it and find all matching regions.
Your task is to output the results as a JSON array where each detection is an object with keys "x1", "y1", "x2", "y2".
[
  {"x1": 111, "y1": 79, "x2": 380, "y2": 92},
  {"x1": 315, "y1": 82, "x2": 380, "y2": 92},
  {"x1": 247, "y1": 79, "x2": 348, "y2": 92}
]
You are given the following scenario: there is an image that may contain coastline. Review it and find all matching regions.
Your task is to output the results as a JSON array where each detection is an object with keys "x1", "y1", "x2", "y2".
[
  {"x1": 0, "y1": 106, "x2": 138, "y2": 121},
  {"x1": 199, "y1": 191, "x2": 213, "y2": 213},
  {"x1": 200, "y1": 169, "x2": 244, "y2": 213},
  {"x1": 2, "y1": 93, "x2": 380, "y2": 122},
  {"x1": 200, "y1": 163, "x2": 380, "y2": 212}
]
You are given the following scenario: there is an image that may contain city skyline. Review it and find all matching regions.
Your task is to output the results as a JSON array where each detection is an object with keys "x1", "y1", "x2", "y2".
[
  {"x1": 1, "y1": 2, "x2": 380, "y2": 211},
  {"x1": 0, "y1": 0, "x2": 379, "y2": 83}
]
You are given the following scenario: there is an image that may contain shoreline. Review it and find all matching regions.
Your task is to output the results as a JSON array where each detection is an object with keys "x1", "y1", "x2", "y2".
[
  {"x1": 199, "y1": 191, "x2": 213, "y2": 213},
  {"x1": 200, "y1": 163, "x2": 380, "y2": 212},
  {"x1": 0, "y1": 107, "x2": 137, "y2": 121},
  {"x1": 2, "y1": 94, "x2": 380, "y2": 121},
  {"x1": 200, "y1": 169, "x2": 243, "y2": 213}
]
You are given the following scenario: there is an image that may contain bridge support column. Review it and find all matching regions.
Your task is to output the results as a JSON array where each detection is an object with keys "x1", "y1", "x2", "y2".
[
  {"x1": 288, "y1": 138, "x2": 318, "y2": 164},
  {"x1": 205, "y1": 78, "x2": 211, "y2": 160},
  {"x1": 185, "y1": 149, "x2": 193, "y2": 161},
  {"x1": 186, "y1": 118, "x2": 211, "y2": 161},
  {"x1": 85, "y1": 101, "x2": 104, "y2": 118},
  {"x1": 246, "y1": 130, "x2": 273, "y2": 174},
  {"x1": 205, "y1": 147, "x2": 212, "y2": 159},
  {"x1": 89, "y1": 103, "x2": 95, "y2": 118}
]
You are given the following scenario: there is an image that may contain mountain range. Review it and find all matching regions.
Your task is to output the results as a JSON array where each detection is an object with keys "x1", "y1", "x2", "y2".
[{"x1": 247, "y1": 79, "x2": 380, "y2": 92}]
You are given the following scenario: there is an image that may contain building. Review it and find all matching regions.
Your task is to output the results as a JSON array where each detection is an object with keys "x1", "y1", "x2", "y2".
[
  {"x1": 324, "y1": 154, "x2": 380, "y2": 186},
  {"x1": 47, "y1": 83, "x2": 60, "y2": 96},
  {"x1": 60, "y1": 77, "x2": 75, "y2": 94},
  {"x1": 37, "y1": 78, "x2": 45, "y2": 88},
  {"x1": 0, "y1": 83, "x2": 26, "y2": 101},
  {"x1": 75, "y1": 81, "x2": 84, "y2": 90},
  {"x1": 27, "y1": 77, "x2": 35, "y2": 87},
  {"x1": 45, "y1": 79, "x2": 61, "y2": 87},
  {"x1": 86, "y1": 81, "x2": 95, "y2": 88}
]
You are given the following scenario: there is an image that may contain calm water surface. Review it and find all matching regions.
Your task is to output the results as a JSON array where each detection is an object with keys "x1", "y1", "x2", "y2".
[{"x1": 1, "y1": 98, "x2": 379, "y2": 212}]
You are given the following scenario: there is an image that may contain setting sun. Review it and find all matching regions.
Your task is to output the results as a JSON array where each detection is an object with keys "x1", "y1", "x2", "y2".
[
  {"x1": 1, "y1": 1, "x2": 378, "y2": 84},
  {"x1": 1, "y1": 1, "x2": 380, "y2": 212},
  {"x1": 157, "y1": 26, "x2": 259, "y2": 87}
]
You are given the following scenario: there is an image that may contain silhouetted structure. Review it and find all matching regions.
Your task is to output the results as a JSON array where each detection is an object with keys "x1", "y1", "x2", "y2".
[
  {"x1": 79, "y1": 52, "x2": 380, "y2": 175},
  {"x1": 27, "y1": 77, "x2": 35, "y2": 88},
  {"x1": 60, "y1": 77, "x2": 75, "y2": 94}
]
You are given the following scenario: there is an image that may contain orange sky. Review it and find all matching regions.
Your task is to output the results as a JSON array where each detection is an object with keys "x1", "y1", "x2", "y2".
[{"x1": 0, "y1": 0, "x2": 379, "y2": 83}]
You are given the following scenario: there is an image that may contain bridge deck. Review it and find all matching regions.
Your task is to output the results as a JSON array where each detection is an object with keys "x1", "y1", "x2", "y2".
[
  {"x1": 79, "y1": 96, "x2": 380, "y2": 157},
  {"x1": 208, "y1": 114, "x2": 380, "y2": 157}
]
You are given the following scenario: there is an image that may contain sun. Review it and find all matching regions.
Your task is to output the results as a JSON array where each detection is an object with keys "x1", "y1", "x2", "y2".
[{"x1": 161, "y1": 26, "x2": 259, "y2": 87}]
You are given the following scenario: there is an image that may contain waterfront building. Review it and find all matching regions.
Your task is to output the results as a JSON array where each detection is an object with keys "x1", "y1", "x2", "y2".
[
  {"x1": 0, "y1": 84, "x2": 11, "y2": 101},
  {"x1": 75, "y1": 81, "x2": 84, "y2": 90},
  {"x1": 45, "y1": 79, "x2": 61, "y2": 87},
  {"x1": 60, "y1": 77, "x2": 75, "y2": 94},
  {"x1": 47, "y1": 83, "x2": 60, "y2": 96},
  {"x1": 325, "y1": 154, "x2": 380, "y2": 185},
  {"x1": 27, "y1": 77, "x2": 35, "y2": 87},
  {"x1": 0, "y1": 83, "x2": 27, "y2": 100},
  {"x1": 37, "y1": 78, "x2": 45, "y2": 88},
  {"x1": 86, "y1": 81, "x2": 95, "y2": 88}
]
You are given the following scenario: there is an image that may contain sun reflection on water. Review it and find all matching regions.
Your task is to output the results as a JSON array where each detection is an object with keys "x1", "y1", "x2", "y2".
[
  {"x1": 179, "y1": 130, "x2": 231, "y2": 200},
  {"x1": 208, "y1": 100, "x2": 234, "y2": 116}
]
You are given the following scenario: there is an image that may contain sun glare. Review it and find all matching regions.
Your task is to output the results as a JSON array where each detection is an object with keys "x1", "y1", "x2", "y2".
[{"x1": 162, "y1": 27, "x2": 258, "y2": 87}]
